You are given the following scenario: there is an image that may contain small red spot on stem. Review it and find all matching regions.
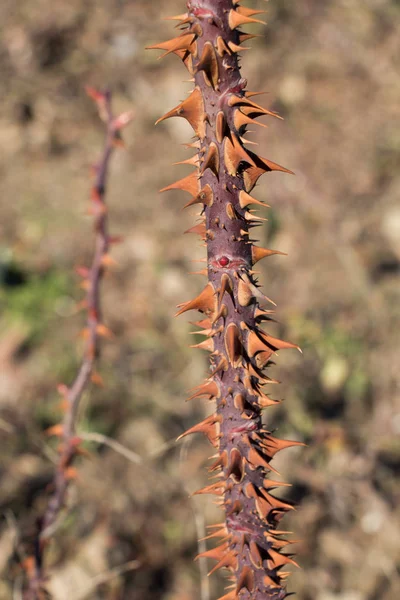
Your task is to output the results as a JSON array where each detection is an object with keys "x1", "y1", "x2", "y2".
[
  {"x1": 226, "y1": 517, "x2": 254, "y2": 535},
  {"x1": 219, "y1": 256, "x2": 230, "y2": 267}
]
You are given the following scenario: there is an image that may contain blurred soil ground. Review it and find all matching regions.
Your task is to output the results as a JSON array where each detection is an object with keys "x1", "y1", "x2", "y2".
[{"x1": 0, "y1": 0, "x2": 400, "y2": 599}]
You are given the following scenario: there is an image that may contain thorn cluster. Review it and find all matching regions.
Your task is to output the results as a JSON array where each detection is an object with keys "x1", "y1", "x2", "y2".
[
  {"x1": 23, "y1": 89, "x2": 132, "y2": 600},
  {"x1": 150, "y1": 2, "x2": 301, "y2": 598}
]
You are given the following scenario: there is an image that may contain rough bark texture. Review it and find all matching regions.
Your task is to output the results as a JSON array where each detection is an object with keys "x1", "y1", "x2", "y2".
[{"x1": 150, "y1": 2, "x2": 301, "y2": 598}]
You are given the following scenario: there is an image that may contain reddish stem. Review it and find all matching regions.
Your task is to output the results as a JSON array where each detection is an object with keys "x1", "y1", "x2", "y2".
[{"x1": 24, "y1": 90, "x2": 121, "y2": 599}]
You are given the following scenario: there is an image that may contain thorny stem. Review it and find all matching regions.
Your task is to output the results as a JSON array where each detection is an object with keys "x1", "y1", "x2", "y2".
[
  {"x1": 24, "y1": 90, "x2": 131, "y2": 600},
  {"x1": 150, "y1": 1, "x2": 302, "y2": 599}
]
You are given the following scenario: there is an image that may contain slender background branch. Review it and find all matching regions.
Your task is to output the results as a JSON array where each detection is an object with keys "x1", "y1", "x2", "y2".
[{"x1": 23, "y1": 89, "x2": 132, "y2": 600}]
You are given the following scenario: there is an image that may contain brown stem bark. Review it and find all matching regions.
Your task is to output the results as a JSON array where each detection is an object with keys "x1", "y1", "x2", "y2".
[
  {"x1": 151, "y1": 1, "x2": 302, "y2": 599},
  {"x1": 24, "y1": 90, "x2": 129, "y2": 600}
]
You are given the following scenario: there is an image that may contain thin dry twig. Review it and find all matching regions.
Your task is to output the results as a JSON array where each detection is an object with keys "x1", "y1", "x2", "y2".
[
  {"x1": 0, "y1": 417, "x2": 15, "y2": 433},
  {"x1": 23, "y1": 89, "x2": 132, "y2": 600},
  {"x1": 13, "y1": 576, "x2": 24, "y2": 600},
  {"x1": 79, "y1": 429, "x2": 211, "y2": 598},
  {"x1": 79, "y1": 431, "x2": 143, "y2": 465},
  {"x1": 192, "y1": 508, "x2": 210, "y2": 600},
  {"x1": 75, "y1": 559, "x2": 141, "y2": 600},
  {"x1": 179, "y1": 437, "x2": 210, "y2": 600}
]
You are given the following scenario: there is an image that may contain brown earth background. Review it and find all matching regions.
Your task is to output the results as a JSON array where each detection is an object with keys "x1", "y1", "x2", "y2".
[{"x1": 1, "y1": 0, "x2": 400, "y2": 599}]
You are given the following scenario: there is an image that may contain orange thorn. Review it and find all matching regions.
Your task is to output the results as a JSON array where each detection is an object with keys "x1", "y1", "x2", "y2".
[
  {"x1": 96, "y1": 324, "x2": 114, "y2": 339},
  {"x1": 45, "y1": 424, "x2": 64, "y2": 437}
]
